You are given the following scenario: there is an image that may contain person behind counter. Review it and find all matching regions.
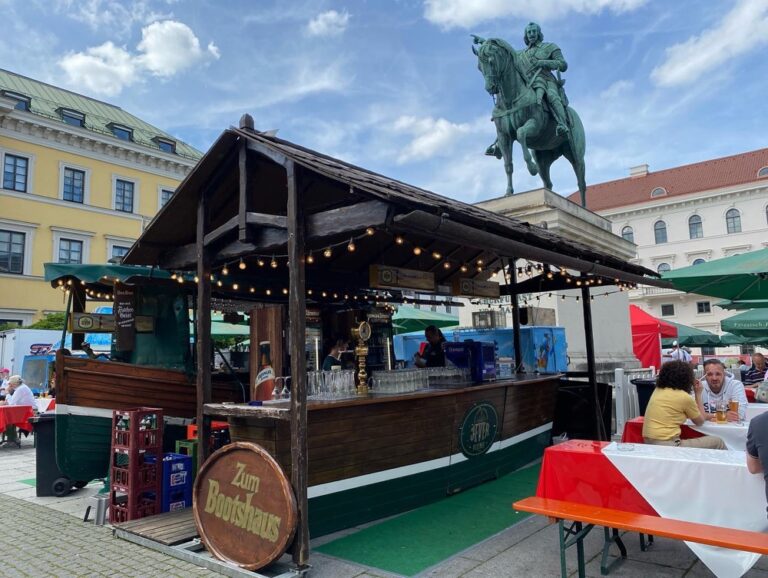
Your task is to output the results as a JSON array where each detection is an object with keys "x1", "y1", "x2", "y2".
[
  {"x1": 322, "y1": 338, "x2": 349, "y2": 371},
  {"x1": 413, "y1": 325, "x2": 446, "y2": 368}
]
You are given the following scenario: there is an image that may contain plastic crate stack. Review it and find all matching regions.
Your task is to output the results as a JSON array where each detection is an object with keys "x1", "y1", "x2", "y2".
[
  {"x1": 109, "y1": 407, "x2": 163, "y2": 523},
  {"x1": 146, "y1": 453, "x2": 194, "y2": 512}
]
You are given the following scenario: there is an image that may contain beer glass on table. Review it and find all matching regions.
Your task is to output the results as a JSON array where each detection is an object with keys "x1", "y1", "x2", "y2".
[
  {"x1": 715, "y1": 401, "x2": 728, "y2": 424},
  {"x1": 729, "y1": 398, "x2": 740, "y2": 423}
]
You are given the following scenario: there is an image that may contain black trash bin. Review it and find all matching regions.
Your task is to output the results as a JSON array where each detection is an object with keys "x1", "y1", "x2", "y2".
[
  {"x1": 29, "y1": 414, "x2": 85, "y2": 497},
  {"x1": 630, "y1": 378, "x2": 657, "y2": 416}
]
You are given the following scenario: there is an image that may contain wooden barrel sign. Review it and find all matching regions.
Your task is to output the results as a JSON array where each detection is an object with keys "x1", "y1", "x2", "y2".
[{"x1": 193, "y1": 442, "x2": 297, "y2": 570}]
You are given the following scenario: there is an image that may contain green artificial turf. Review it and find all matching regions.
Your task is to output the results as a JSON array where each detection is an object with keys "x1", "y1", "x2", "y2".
[
  {"x1": 315, "y1": 463, "x2": 539, "y2": 576},
  {"x1": 18, "y1": 478, "x2": 36, "y2": 486}
]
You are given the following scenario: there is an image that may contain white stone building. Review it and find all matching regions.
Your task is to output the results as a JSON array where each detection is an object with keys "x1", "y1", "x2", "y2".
[{"x1": 569, "y1": 148, "x2": 768, "y2": 353}]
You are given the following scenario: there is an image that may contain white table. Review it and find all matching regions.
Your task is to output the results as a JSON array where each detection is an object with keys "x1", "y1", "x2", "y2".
[
  {"x1": 604, "y1": 442, "x2": 767, "y2": 578},
  {"x1": 687, "y1": 420, "x2": 749, "y2": 451},
  {"x1": 746, "y1": 403, "x2": 768, "y2": 421}
]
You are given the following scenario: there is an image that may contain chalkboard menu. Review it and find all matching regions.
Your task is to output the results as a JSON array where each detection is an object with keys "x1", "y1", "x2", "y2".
[{"x1": 114, "y1": 285, "x2": 136, "y2": 351}]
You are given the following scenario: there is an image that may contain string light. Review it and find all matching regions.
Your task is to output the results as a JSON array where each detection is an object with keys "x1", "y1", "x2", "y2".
[
  {"x1": 238, "y1": 259, "x2": 246, "y2": 270},
  {"x1": 249, "y1": 287, "x2": 255, "y2": 293},
  {"x1": 283, "y1": 288, "x2": 289, "y2": 295},
  {"x1": 443, "y1": 261, "x2": 451, "y2": 269},
  {"x1": 413, "y1": 246, "x2": 422, "y2": 256},
  {"x1": 232, "y1": 283, "x2": 239, "y2": 290},
  {"x1": 266, "y1": 289, "x2": 272, "y2": 296},
  {"x1": 216, "y1": 280, "x2": 223, "y2": 287},
  {"x1": 258, "y1": 258, "x2": 265, "y2": 267},
  {"x1": 347, "y1": 238, "x2": 356, "y2": 252},
  {"x1": 460, "y1": 265, "x2": 468, "y2": 273},
  {"x1": 366, "y1": 227, "x2": 375, "y2": 236},
  {"x1": 194, "y1": 276, "x2": 199, "y2": 283},
  {"x1": 395, "y1": 236, "x2": 404, "y2": 245},
  {"x1": 323, "y1": 247, "x2": 333, "y2": 258},
  {"x1": 307, "y1": 252, "x2": 314, "y2": 264},
  {"x1": 432, "y1": 251, "x2": 442, "y2": 260},
  {"x1": 270, "y1": 256, "x2": 278, "y2": 268},
  {"x1": 222, "y1": 266, "x2": 229, "y2": 276}
]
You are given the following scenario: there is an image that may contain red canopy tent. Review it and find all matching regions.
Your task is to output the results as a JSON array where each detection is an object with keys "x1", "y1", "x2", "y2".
[{"x1": 629, "y1": 305, "x2": 677, "y2": 369}]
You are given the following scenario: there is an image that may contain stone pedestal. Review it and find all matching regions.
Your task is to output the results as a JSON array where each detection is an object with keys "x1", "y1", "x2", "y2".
[{"x1": 473, "y1": 188, "x2": 641, "y2": 381}]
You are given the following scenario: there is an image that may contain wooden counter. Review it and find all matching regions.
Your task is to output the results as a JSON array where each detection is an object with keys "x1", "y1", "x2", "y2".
[{"x1": 205, "y1": 374, "x2": 561, "y2": 536}]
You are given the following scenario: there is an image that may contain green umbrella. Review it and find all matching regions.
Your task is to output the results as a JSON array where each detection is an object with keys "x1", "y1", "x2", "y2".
[
  {"x1": 720, "y1": 308, "x2": 768, "y2": 337},
  {"x1": 718, "y1": 332, "x2": 768, "y2": 346},
  {"x1": 662, "y1": 247, "x2": 768, "y2": 301},
  {"x1": 392, "y1": 305, "x2": 459, "y2": 335},
  {"x1": 660, "y1": 320, "x2": 721, "y2": 348},
  {"x1": 715, "y1": 299, "x2": 768, "y2": 310}
]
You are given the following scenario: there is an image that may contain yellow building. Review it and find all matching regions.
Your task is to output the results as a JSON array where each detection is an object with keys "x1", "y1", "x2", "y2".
[{"x1": 0, "y1": 69, "x2": 201, "y2": 324}]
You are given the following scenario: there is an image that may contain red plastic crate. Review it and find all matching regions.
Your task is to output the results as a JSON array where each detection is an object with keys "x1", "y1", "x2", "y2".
[{"x1": 186, "y1": 421, "x2": 229, "y2": 439}]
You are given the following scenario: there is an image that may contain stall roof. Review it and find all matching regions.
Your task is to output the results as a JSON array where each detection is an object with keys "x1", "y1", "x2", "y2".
[{"x1": 124, "y1": 124, "x2": 661, "y2": 298}]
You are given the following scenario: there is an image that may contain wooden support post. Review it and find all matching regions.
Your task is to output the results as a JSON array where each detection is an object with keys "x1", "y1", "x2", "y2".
[
  {"x1": 580, "y1": 276, "x2": 602, "y2": 440},
  {"x1": 196, "y1": 192, "x2": 213, "y2": 469},
  {"x1": 238, "y1": 138, "x2": 251, "y2": 242},
  {"x1": 508, "y1": 258, "x2": 524, "y2": 373},
  {"x1": 286, "y1": 160, "x2": 309, "y2": 567},
  {"x1": 71, "y1": 284, "x2": 86, "y2": 351}
]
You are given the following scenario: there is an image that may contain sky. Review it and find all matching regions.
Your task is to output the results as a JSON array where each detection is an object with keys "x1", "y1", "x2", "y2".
[{"x1": 3, "y1": 0, "x2": 768, "y2": 203}]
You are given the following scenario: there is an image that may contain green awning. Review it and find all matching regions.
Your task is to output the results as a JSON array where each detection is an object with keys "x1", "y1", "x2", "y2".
[
  {"x1": 44, "y1": 263, "x2": 174, "y2": 285},
  {"x1": 662, "y1": 248, "x2": 768, "y2": 301},
  {"x1": 715, "y1": 299, "x2": 768, "y2": 310},
  {"x1": 392, "y1": 305, "x2": 459, "y2": 335},
  {"x1": 660, "y1": 321, "x2": 721, "y2": 348},
  {"x1": 720, "y1": 308, "x2": 768, "y2": 337},
  {"x1": 718, "y1": 332, "x2": 768, "y2": 346}
]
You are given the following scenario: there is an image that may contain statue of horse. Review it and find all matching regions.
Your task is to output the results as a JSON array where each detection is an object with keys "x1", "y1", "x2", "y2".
[{"x1": 473, "y1": 38, "x2": 587, "y2": 206}]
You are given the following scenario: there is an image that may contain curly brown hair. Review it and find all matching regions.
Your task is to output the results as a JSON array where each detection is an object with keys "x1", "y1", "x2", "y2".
[{"x1": 656, "y1": 360, "x2": 695, "y2": 392}]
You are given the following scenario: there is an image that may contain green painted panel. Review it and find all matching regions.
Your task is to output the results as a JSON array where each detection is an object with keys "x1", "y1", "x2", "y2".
[{"x1": 56, "y1": 414, "x2": 112, "y2": 482}]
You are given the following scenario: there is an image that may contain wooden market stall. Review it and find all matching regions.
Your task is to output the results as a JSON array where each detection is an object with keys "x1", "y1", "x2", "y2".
[{"x1": 119, "y1": 115, "x2": 668, "y2": 570}]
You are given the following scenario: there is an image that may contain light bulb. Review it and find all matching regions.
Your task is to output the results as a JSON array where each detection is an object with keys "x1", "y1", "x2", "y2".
[
  {"x1": 266, "y1": 289, "x2": 272, "y2": 296},
  {"x1": 323, "y1": 247, "x2": 332, "y2": 258},
  {"x1": 270, "y1": 256, "x2": 278, "y2": 268},
  {"x1": 432, "y1": 252, "x2": 441, "y2": 260},
  {"x1": 307, "y1": 252, "x2": 314, "y2": 264},
  {"x1": 395, "y1": 236, "x2": 404, "y2": 245},
  {"x1": 443, "y1": 261, "x2": 451, "y2": 269},
  {"x1": 232, "y1": 283, "x2": 239, "y2": 290},
  {"x1": 366, "y1": 227, "x2": 375, "y2": 236},
  {"x1": 257, "y1": 258, "x2": 265, "y2": 267},
  {"x1": 238, "y1": 259, "x2": 246, "y2": 270},
  {"x1": 347, "y1": 238, "x2": 356, "y2": 252},
  {"x1": 249, "y1": 287, "x2": 255, "y2": 293},
  {"x1": 222, "y1": 266, "x2": 229, "y2": 276},
  {"x1": 194, "y1": 276, "x2": 199, "y2": 283},
  {"x1": 413, "y1": 247, "x2": 422, "y2": 256},
  {"x1": 217, "y1": 280, "x2": 223, "y2": 287},
  {"x1": 282, "y1": 288, "x2": 288, "y2": 295},
  {"x1": 460, "y1": 265, "x2": 468, "y2": 273}
]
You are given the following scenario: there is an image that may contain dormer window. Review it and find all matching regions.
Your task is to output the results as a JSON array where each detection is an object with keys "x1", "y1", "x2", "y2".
[
  {"x1": 108, "y1": 123, "x2": 133, "y2": 142},
  {"x1": 59, "y1": 108, "x2": 85, "y2": 128},
  {"x1": 759, "y1": 166, "x2": 768, "y2": 178},
  {"x1": 650, "y1": 187, "x2": 667, "y2": 198},
  {"x1": 2, "y1": 90, "x2": 30, "y2": 111},
  {"x1": 153, "y1": 137, "x2": 176, "y2": 154}
]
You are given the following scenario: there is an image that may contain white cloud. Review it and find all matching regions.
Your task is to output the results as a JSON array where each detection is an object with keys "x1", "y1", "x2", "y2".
[
  {"x1": 600, "y1": 79, "x2": 633, "y2": 99},
  {"x1": 392, "y1": 115, "x2": 473, "y2": 163},
  {"x1": 137, "y1": 20, "x2": 220, "y2": 77},
  {"x1": 307, "y1": 10, "x2": 350, "y2": 37},
  {"x1": 58, "y1": 19, "x2": 218, "y2": 96},
  {"x1": 651, "y1": 0, "x2": 768, "y2": 87},
  {"x1": 55, "y1": 0, "x2": 171, "y2": 37},
  {"x1": 59, "y1": 42, "x2": 139, "y2": 97},
  {"x1": 423, "y1": 0, "x2": 646, "y2": 29}
]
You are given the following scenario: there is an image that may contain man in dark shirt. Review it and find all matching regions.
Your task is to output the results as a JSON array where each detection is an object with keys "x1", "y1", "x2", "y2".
[
  {"x1": 744, "y1": 353, "x2": 767, "y2": 387},
  {"x1": 747, "y1": 412, "x2": 768, "y2": 518},
  {"x1": 413, "y1": 325, "x2": 446, "y2": 368}
]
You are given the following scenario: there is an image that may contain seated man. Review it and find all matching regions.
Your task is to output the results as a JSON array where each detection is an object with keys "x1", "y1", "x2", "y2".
[
  {"x1": 700, "y1": 358, "x2": 748, "y2": 421},
  {"x1": 643, "y1": 360, "x2": 725, "y2": 449},
  {"x1": 744, "y1": 353, "x2": 768, "y2": 387},
  {"x1": 0, "y1": 375, "x2": 35, "y2": 446}
]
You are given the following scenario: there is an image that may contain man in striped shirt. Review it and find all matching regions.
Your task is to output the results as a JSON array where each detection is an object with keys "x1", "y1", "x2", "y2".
[{"x1": 744, "y1": 353, "x2": 767, "y2": 387}]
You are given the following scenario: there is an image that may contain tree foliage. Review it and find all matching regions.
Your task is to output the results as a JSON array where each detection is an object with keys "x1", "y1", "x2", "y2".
[{"x1": 26, "y1": 312, "x2": 67, "y2": 330}]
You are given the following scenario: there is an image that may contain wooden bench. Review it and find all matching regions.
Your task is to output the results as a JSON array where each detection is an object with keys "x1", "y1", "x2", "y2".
[{"x1": 513, "y1": 496, "x2": 768, "y2": 578}]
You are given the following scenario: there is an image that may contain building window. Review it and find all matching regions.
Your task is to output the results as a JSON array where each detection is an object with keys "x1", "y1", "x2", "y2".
[
  {"x1": 62, "y1": 167, "x2": 85, "y2": 203},
  {"x1": 154, "y1": 137, "x2": 176, "y2": 154},
  {"x1": 657, "y1": 262, "x2": 671, "y2": 274},
  {"x1": 621, "y1": 226, "x2": 634, "y2": 242},
  {"x1": 692, "y1": 258, "x2": 706, "y2": 266},
  {"x1": 660, "y1": 304, "x2": 675, "y2": 317},
  {"x1": 160, "y1": 188, "x2": 174, "y2": 208},
  {"x1": 111, "y1": 245, "x2": 129, "y2": 261},
  {"x1": 60, "y1": 109, "x2": 85, "y2": 127},
  {"x1": 0, "y1": 229, "x2": 25, "y2": 274},
  {"x1": 58, "y1": 239, "x2": 83, "y2": 264},
  {"x1": 701, "y1": 346, "x2": 716, "y2": 356},
  {"x1": 725, "y1": 208, "x2": 741, "y2": 234},
  {"x1": 653, "y1": 220, "x2": 667, "y2": 244},
  {"x1": 758, "y1": 167, "x2": 768, "y2": 178},
  {"x1": 696, "y1": 301, "x2": 711, "y2": 314},
  {"x1": 650, "y1": 187, "x2": 667, "y2": 198},
  {"x1": 688, "y1": 215, "x2": 703, "y2": 239},
  {"x1": 0, "y1": 318, "x2": 23, "y2": 328},
  {"x1": 114, "y1": 179, "x2": 135, "y2": 213},
  {"x1": 109, "y1": 124, "x2": 133, "y2": 142},
  {"x1": 3, "y1": 154, "x2": 28, "y2": 192},
  {"x1": 2, "y1": 91, "x2": 30, "y2": 111}
]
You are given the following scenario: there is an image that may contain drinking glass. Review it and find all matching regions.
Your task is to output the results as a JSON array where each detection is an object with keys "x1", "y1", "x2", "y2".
[
  {"x1": 729, "y1": 399, "x2": 740, "y2": 423},
  {"x1": 715, "y1": 401, "x2": 728, "y2": 424}
]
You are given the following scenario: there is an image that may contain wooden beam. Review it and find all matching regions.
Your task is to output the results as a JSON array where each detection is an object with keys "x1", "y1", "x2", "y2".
[
  {"x1": 286, "y1": 160, "x2": 309, "y2": 568},
  {"x1": 246, "y1": 139, "x2": 289, "y2": 167},
  {"x1": 196, "y1": 191, "x2": 213, "y2": 470},
  {"x1": 161, "y1": 200, "x2": 390, "y2": 269},
  {"x1": 238, "y1": 139, "x2": 250, "y2": 242},
  {"x1": 392, "y1": 211, "x2": 671, "y2": 289}
]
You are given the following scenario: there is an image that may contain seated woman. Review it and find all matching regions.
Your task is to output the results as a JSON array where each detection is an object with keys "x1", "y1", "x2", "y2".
[{"x1": 642, "y1": 360, "x2": 726, "y2": 449}]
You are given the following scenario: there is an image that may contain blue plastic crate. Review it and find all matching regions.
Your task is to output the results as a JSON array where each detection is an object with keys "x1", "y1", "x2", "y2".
[{"x1": 145, "y1": 453, "x2": 194, "y2": 512}]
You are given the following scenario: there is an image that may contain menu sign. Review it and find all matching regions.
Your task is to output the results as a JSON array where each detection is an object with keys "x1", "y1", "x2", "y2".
[
  {"x1": 451, "y1": 278, "x2": 500, "y2": 298},
  {"x1": 114, "y1": 286, "x2": 136, "y2": 351},
  {"x1": 193, "y1": 442, "x2": 297, "y2": 570},
  {"x1": 70, "y1": 313, "x2": 115, "y2": 333},
  {"x1": 369, "y1": 264, "x2": 435, "y2": 291}
]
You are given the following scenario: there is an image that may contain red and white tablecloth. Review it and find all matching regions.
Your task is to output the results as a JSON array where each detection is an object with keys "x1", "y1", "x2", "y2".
[
  {"x1": 622, "y1": 416, "x2": 749, "y2": 452},
  {"x1": 0, "y1": 405, "x2": 34, "y2": 432},
  {"x1": 537, "y1": 439, "x2": 767, "y2": 578}
]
